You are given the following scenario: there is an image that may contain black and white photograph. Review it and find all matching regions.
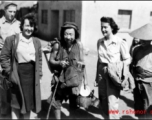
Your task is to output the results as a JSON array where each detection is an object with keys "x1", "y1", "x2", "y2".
[{"x1": 0, "y1": 1, "x2": 152, "y2": 119}]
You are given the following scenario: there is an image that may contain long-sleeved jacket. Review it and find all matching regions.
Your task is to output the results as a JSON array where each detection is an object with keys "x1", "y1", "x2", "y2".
[{"x1": 0, "y1": 34, "x2": 42, "y2": 114}]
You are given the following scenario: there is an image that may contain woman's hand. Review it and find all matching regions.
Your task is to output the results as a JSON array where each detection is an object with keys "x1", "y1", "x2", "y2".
[
  {"x1": 94, "y1": 81, "x2": 98, "y2": 87},
  {"x1": 94, "y1": 74, "x2": 102, "y2": 87},
  {"x1": 59, "y1": 60, "x2": 69, "y2": 68},
  {"x1": 60, "y1": 82, "x2": 67, "y2": 89}
]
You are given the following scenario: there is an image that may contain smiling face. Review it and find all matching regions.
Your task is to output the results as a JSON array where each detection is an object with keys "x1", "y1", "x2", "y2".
[
  {"x1": 22, "y1": 19, "x2": 34, "y2": 38},
  {"x1": 101, "y1": 22, "x2": 113, "y2": 38},
  {"x1": 5, "y1": 5, "x2": 17, "y2": 22},
  {"x1": 64, "y1": 28, "x2": 75, "y2": 47}
]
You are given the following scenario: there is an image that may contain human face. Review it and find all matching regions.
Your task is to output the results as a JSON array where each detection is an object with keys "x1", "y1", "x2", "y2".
[
  {"x1": 134, "y1": 39, "x2": 140, "y2": 44},
  {"x1": 64, "y1": 28, "x2": 75, "y2": 47},
  {"x1": 22, "y1": 19, "x2": 34, "y2": 38},
  {"x1": 101, "y1": 22, "x2": 113, "y2": 38},
  {"x1": 5, "y1": 5, "x2": 17, "y2": 22}
]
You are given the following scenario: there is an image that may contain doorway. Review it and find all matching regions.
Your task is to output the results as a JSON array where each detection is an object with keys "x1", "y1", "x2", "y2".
[{"x1": 50, "y1": 10, "x2": 59, "y2": 39}]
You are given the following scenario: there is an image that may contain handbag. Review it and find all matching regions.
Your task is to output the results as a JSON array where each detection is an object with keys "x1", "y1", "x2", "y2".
[
  {"x1": 0, "y1": 72, "x2": 12, "y2": 90},
  {"x1": 64, "y1": 64, "x2": 84, "y2": 87},
  {"x1": 75, "y1": 65, "x2": 100, "y2": 109},
  {"x1": 76, "y1": 89, "x2": 100, "y2": 109}
]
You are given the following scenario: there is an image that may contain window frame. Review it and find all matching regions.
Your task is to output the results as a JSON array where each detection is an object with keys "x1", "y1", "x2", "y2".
[
  {"x1": 117, "y1": 9, "x2": 132, "y2": 31},
  {"x1": 63, "y1": 10, "x2": 75, "y2": 23},
  {"x1": 41, "y1": 9, "x2": 48, "y2": 24}
]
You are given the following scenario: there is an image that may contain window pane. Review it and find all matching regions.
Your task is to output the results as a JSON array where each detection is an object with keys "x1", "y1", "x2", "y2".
[
  {"x1": 71, "y1": 10, "x2": 75, "y2": 22},
  {"x1": 42, "y1": 10, "x2": 48, "y2": 24},
  {"x1": 118, "y1": 10, "x2": 132, "y2": 29},
  {"x1": 64, "y1": 10, "x2": 75, "y2": 22}
]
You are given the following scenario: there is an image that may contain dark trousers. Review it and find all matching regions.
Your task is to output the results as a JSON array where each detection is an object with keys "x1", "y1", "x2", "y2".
[
  {"x1": 0, "y1": 50, "x2": 11, "y2": 116},
  {"x1": 98, "y1": 63, "x2": 120, "y2": 119},
  {"x1": 0, "y1": 73, "x2": 11, "y2": 115},
  {"x1": 134, "y1": 80, "x2": 152, "y2": 119}
]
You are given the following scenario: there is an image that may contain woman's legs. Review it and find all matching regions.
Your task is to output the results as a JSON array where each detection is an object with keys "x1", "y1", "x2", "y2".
[
  {"x1": 23, "y1": 111, "x2": 31, "y2": 119},
  {"x1": 11, "y1": 107, "x2": 20, "y2": 119},
  {"x1": 98, "y1": 64, "x2": 108, "y2": 118},
  {"x1": 54, "y1": 109, "x2": 61, "y2": 119},
  {"x1": 106, "y1": 75, "x2": 120, "y2": 119},
  {"x1": 12, "y1": 107, "x2": 31, "y2": 119}
]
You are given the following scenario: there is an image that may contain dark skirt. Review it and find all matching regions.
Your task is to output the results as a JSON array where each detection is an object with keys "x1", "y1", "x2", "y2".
[{"x1": 18, "y1": 61, "x2": 35, "y2": 112}]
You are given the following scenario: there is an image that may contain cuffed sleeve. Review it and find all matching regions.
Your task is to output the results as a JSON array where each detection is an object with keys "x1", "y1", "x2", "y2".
[{"x1": 120, "y1": 40, "x2": 130, "y2": 60}]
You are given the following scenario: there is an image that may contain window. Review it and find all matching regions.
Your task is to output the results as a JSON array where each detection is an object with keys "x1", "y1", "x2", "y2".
[
  {"x1": 41, "y1": 10, "x2": 48, "y2": 24},
  {"x1": 63, "y1": 10, "x2": 75, "y2": 22},
  {"x1": 150, "y1": 11, "x2": 152, "y2": 23},
  {"x1": 117, "y1": 10, "x2": 132, "y2": 29}
]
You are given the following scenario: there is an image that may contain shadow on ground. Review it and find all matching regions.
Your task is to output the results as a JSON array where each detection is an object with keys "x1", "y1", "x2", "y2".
[
  {"x1": 120, "y1": 95, "x2": 134, "y2": 109},
  {"x1": 38, "y1": 100, "x2": 102, "y2": 119},
  {"x1": 121, "y1": 115, "x2": 137, "y2": 119}
]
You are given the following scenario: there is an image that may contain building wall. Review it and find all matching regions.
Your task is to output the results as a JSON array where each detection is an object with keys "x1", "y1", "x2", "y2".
[
  {"x1": 81, "y1": 1, "x2": 152, "y2": 52},
  {"x1": 38, "y1": 1, "x2": 82, "y2": 41},
  {"x1": 38, "y1": 1, "x2": 51, "y2": 40}
]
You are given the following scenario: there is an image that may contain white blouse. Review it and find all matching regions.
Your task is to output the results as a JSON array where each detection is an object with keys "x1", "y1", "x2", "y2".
[
  {"x1": 16, "y1": 33, "x2": 35, "y2": 63},
  {"x1": 97, "y1": 35, "x2": 130, "y2": 64}
]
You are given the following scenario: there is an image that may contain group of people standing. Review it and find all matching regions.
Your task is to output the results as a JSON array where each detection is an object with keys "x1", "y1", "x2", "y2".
[
  {"x1": 0, "y1": 1, "x2": 152, "y2": 120},
  {"x1": 0, "y1": 2, "x2": 86, "y2": 119}
]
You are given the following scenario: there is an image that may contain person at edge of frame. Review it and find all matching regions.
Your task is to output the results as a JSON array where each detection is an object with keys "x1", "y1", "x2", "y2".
[
  {"x1": 0, "y1": 14, "x2": 42, "y2": 119},
  {"x1": 94, "y1": 16, "x2": 131, "y2": 119},
  {"x1": 130, "y1": 23, "x2": 152, "y2": 119},
  {"x1": 0, "y1": 1, "x2": 20, "y2": 117}
]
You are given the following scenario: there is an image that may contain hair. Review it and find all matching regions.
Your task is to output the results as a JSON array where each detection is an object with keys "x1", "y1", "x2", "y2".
[
  {"x1": 5, "y1": 4, "x2": 17, "y2": 10},
  {"x1": 20, "y1": 14, "x2": 37, "y2": 33},
  {"x1": 100, "y1": 17, "x2": 119, "y2": 34},
  {"x1": 60, "y1": 27, "x2": 80, "y2": 46}
]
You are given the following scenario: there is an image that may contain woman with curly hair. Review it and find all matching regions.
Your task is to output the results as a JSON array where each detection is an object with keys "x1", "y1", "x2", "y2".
[
  {"x1": 94, "y1": 17, "x2": 131, "y2": 119},
  {"x1": 0, "y1": 14, "x2": 42, "y2": 119}
]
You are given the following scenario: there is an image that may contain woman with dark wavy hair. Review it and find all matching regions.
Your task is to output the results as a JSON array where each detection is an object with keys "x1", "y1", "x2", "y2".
[
  {"x1": 94, "y1": 17, "x2": 131, "y2": 119},
  {"x1": 0, "y1": 14, "x2": 42, "y2": 119},
  {"x1": 100, "y1": 17, "x2": 119, "y2": 35}
]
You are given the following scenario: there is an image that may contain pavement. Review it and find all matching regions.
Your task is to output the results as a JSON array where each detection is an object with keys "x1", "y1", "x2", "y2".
[{"x1": 0, "y1": 39, "x2": 138, "y2": 119}]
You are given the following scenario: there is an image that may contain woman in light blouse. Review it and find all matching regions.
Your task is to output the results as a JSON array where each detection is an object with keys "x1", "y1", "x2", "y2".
[
  {"x1": 94, "y1": 17, "x2": 131, "y2": 119},
  {"x1": 0, "y1": 14, "x2": 42, "y2": 119}
]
